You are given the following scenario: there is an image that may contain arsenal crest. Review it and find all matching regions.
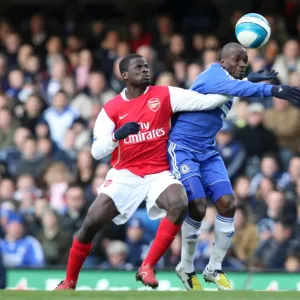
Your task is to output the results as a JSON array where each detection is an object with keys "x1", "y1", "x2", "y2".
[
  {"x1": 104, "y1": 179, "x2": 112, "y2": 187},
  {"x1": 148, "y1": 98, "x2": 160, "y2": 112}
]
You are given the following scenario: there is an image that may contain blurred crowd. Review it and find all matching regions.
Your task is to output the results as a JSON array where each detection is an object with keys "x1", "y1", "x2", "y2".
[{"x1": 0, "y1": 3, "x2": 300, "y2": 274}]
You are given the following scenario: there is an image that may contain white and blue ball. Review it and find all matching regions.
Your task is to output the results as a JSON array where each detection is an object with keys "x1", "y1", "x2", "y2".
[{"x1": 235, "y1": 13, "x2": 271, "y2": 48}]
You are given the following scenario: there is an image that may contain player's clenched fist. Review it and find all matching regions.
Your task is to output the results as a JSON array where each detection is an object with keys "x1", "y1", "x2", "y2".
[{"x1": 113, "y1": 122, "x2": 140, "y2": 140}]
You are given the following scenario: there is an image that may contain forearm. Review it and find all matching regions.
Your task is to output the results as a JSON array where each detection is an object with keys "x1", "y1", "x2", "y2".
[
  {"x1": 169, "y1": 86, "x2": 229, "y2": 112},
  {"x1": 91, "y1": 135, "x2": 118, "y2": 160},
  {"x1": 91, "y1": 109, "x2": 118, "y2": 160}
]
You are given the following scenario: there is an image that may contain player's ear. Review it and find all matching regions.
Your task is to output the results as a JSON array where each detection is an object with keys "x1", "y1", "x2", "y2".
[
  {"x1": 220, "y1": 58, "x2": 225, "y2": 68},
  {"x1": 121, "y1": 71, "x2": 128, "y2": 81}
]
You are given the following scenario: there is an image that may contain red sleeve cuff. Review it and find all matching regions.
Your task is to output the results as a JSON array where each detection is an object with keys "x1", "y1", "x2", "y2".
[{"x1": 112, "y1": 133, "x2": 117, "y2": 142}]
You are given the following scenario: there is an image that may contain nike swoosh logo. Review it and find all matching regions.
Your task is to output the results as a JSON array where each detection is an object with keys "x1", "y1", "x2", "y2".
[
  {"x1": 140, "y1": 272, "x2": 147, "y2": 280},
  {"x1": 119, "y1": 114, "x2": 129, "y2": 120}
]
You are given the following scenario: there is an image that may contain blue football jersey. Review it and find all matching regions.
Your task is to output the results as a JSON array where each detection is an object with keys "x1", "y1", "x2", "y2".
[{"x1": 169, "y1": 63, "x2": 273, "y2": 152}]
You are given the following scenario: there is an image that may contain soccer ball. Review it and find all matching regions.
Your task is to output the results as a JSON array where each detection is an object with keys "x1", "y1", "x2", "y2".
[{"x1": 235, "y1": 13, "x2": 271, "y2": 48}]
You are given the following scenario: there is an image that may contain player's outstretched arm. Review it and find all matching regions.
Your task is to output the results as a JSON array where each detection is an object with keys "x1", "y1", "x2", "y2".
[
  {"x1": 91, "y1": 109, "x2": 119, "y2": 160},
  {"x1": 169, "y1": 86, "x2": 230, "y2": 113},
  {"x1": 192, "y1": 67, "x2": 274, "y2": 98}
]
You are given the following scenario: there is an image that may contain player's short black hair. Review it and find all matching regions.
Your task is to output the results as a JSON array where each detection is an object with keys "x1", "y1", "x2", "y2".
[
  {"x1": 221, "y1": 42, "x2": 245, "y2": 58},
  {"x1": 119, "y1": 54, "x2": 143, "y2": 75}
]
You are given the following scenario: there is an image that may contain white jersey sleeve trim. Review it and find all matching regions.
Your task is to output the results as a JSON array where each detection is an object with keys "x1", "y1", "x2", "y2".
[
  {"x1": 91, "y1": 109, "x2": 119, "y2": 160},
  {"x1": 168, "y1": 86, "x2": 230, "y2": 113}
]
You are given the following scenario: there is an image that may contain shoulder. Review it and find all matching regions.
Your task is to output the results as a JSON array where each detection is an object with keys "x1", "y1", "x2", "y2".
[
  {"x1": 24, "y1": 235, "x2": 41, "y2": 245},
  {"x1": 149, "y1": 85, "x2": 170, "y2": 95},
  {"x1": 104, "y1": 94, "x2": 122, "y2": 111},
  {"x1": 43, "y1": 107, "x2": 54, "y2": 117},
  {"x1": 104, "y1": 94, "x2": 122, "y2": 107},
  {"x1": 103, "y1": 94, "x2": 122, "y2": 121},
  {"x1": 67, "y1": 106, "x2": 79, "y2": 115}
]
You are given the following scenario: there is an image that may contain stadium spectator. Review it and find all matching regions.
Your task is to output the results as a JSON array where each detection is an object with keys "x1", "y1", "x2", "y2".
[
  {"x1": 37, "y1": 137, "x2": 72, "y2": 169},
  {"x1": 84, "y1": 176, "x2": 105, "y2": 208},
  {"x1": 235, "y1": 103, "x2": 279, "y2": 177},
  {"x1": 17, "y1": 137, "x2": 48, "y2": 179},
  {"x1": 285, "y1": 239, "x2": 300, "y2": 272},
  {"x1": 129, "y1": 22, "x2": 152, "y2": 53},
  {"x1": 125, "y1": 218, "x2": 149, "y2": 267},
  {"x1": 0, "y1": 109, "x2": 20, "y2": 149},
  {"x1": 6, "y1": 68, "x2": 25, "y2": 104},
  {"x1": 102, "y1": 240, "x2": 131, "y2": 270},
  {"x1": 152, "y1": 15, "x2": 174, "y2": 61},
  {"x1": 42, "y1": 90, "x2": 79, "y2": 149},
  {"x1": 0, "y1": 178, "x2": 15, "y2": 203},
  {"x1": 272, "y1": 39, "x2": 300, "y2": 84},
  {"x1": 72, "y1": 71, "x2": 116, "y2": 120},
  {"x1": 0, "y1": 55, "x2": 9, "y2": 92},
  {"x1": 252, "y1": 218, "x2": 294, "y2": 270},
  {"x1": 74, "y1": 148, "x2": 95, "y2": 188},
  {"x1": 216, "y1": 120, "x2": 246, "y2": 182},
  {"x1": 108, "y1": 57, "x2": 125, "y2": 93},
  {"x1": 0, "y1": 211, "x2": 45, "y2": 267},
  {"x1": 166, "y1": 34, "x2": 188, "y2": 68},
  {"x1": 172, "y1": 59, "x2": 187, "y2": 88},
  {"x1": 75, "y1": 49, "x2": 93, "y2": 91},
  {"x1": 249, "y1": 154, "x2": 287, "y2": 196},
  {"x1": 19, "y1": 93, "x2": 46, "y2": 134},
  {"x1": 45, "y1": 36, "x2": 64, "y2": 73},
  {"x1": 3, "y1": 32, "x2": 21, "y2": 68},
  {"x1": 154, "y1": 71, "x2": 178, "y2": 86},
  {"x1": 230, "y1": 205, "x2": 259, "y2": 266},
  {"x1": 44, "y1": 59, "x2": 66, "y2": 103},
  {"x1": 136, "y1": 45, "x2": 164, "y2": 82},
  {"x1": 233, "y1": 176, "x2": 254, "y2": 208},
  {"x1": 185, "y1": 62, "x2": 202, "y2": 88},
  {"x1": 27, "y1": 14, "x2": 48, "y2": 52},
  {"x1": 17, "y1": 44, "x2": 34, "y2": 72},
  {"x1": 43, "y1": 161, "x2": 72, "y2": 212},
  {"x1": 265, "y1": 39, "x2": 280, "y2": 69},
  {"x1": 37, "y1": 209, "x2": 72, "y2": 265},
  {"x1": 282, "y1": 156, "x2": 300, "y2": 201},
  {"x1": 264, "y1": 97, "x2": 300, "y2": 167},
  {"x1": 61, "y1": 184, "x2": 87, "y2": 236}
]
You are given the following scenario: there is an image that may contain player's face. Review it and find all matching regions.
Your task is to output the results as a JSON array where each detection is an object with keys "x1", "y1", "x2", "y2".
[
  {"x1": 126, "y1": 57, "x2": 150, "y2": 86},
  {"x1": 221, "y1": 48, "x2": 248, "y2": 79}
]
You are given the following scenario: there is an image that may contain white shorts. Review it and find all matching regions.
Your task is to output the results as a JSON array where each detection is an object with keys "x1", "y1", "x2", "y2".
[{"x1": 98, "y1": 168, "x2": 182, "y2": 225}]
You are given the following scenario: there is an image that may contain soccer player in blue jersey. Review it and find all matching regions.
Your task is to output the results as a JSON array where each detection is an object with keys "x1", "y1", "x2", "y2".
[{"x1": 168, "y1": 42, "x2": 300, "y2": 291}]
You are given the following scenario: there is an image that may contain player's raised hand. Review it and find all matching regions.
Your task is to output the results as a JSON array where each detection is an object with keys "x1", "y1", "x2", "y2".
[
  {"x1": 271, "y1": 85, "x2": 300, "y2": 107},
  {"x1": 113, "y1": 122, "x2": 140, "y2": 140},
  {"x1": 247, "y1": 69, "x2": 278, "y2": 83}
]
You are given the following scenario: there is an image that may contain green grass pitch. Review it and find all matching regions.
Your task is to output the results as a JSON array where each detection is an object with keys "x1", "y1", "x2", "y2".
[{"x1": 0, "y1": 291, "x2": 299, "y2": 300}]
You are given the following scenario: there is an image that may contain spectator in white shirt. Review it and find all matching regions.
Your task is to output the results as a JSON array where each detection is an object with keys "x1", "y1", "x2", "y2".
[{"x1": 42, "y1": 90, "x2": 79, "y2": 149}]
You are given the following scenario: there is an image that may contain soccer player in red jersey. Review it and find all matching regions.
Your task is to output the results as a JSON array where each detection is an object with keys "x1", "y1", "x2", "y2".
[{"x1": 56, "y1": 54, "x2": 230, "y2": 290}]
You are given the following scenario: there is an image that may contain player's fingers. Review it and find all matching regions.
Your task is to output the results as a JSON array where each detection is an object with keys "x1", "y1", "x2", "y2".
[
  {"x1": 269, "y1": 70, "x2": 277, "y2": 76},
  {"x1": 257, "y1": 69, "x2": 265, "y2": 73},
  {"x1": 291, "y1": 88, "x2": 300, "y2": 96}
]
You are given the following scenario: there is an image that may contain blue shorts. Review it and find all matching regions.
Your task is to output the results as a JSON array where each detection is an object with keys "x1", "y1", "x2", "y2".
[{"x1": 167, "y1": 142, "x2": 234, "y2": 203}]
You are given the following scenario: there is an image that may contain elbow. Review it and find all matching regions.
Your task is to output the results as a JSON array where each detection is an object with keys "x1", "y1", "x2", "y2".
[{"x1": 91, "y1": 144, "x2": 102, "y2": 160}]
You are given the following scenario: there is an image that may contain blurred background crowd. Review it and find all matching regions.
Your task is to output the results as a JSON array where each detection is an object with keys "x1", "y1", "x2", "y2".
[{"x1": 0, "y1": 0, "x2": 300, "y2": 276}]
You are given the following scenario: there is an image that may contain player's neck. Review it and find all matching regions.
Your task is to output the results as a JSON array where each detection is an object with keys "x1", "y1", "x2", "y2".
[{"x1": 125, "y1": 85, "x2": 148, "y2": 100}]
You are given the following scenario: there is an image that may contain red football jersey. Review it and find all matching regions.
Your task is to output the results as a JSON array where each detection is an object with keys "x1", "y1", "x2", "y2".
[{"x1": 104, "y1": 86, "x2": 172, "y2": 176}]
